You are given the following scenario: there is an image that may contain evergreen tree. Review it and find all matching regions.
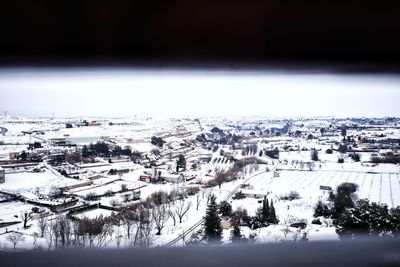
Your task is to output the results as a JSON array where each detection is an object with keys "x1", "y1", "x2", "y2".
[
  {"x1": 204, "y1": 194, "x2": 222, "y2": 244},
  {"x1": 390, "y1": 206, "x2": 400, "y2": 235},
  {"x1": 331, "y1": 183, "x2": 358, "y2": 220},
  {"x1": 314, "y1": 200, "x2": 331, "y2": 218},
  {"x1": 218, "y1": 201, "x2": 232, "y2": 217},
  {"x1": 268, "y1": 200, "x2": 277, "y2": 224},
  {"x1": 336, "y1": 199, "x2": 392, "y2": 239},
  {"x1": 341, "y1": 127, "x2": 347, "y2": 141},
  {"x1": 230, "y1": 222, "x2": 247, "y2": 244},
  {"x1": 151, "y1": 136, "x2": 166, "y2": 147},
  {"x1": 311, "y1": 149, "x2": 319, "y2": 161},
  {"x1": 261, "y1": 197, "x2": 270, "y2": 223},
  {"x1": 176, "y1": 154, "x2": 186, "y2": 172},
  {"x1": 20, "y1": 150, "x2": 27, "y2": 160},
  {"x1": 82, "y1": 145, "x2": 90, "y2": 158},
  {"x1": 230, "y1": 223, "x2": 242, "y2": 242},
  {"x1": 252, "y1": 197, "x2": 270, "y2": 229}
]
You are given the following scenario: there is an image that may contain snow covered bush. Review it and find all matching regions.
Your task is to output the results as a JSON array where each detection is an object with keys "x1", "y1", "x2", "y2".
[
  {"x1": 336, "y1": 199, "x2": 400, "y2": 239},
  {"x1": 313, "y1": 200, "x2": 332, "y2": 218},
  {"x1": 218, "y1": 201, "x2": 232, "y2": 217},
  {"x1": 84, "y1": 192, "x2": 100, "y2": 201},
  {"x1": 279, "y1": 191, "x2": 301, "y2": 201}
]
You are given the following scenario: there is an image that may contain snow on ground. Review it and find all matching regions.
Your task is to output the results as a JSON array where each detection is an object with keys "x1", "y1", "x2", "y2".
[
  {"x1": 1, "y1": 115, "x2": 400, "y2": 250},
  {"x1": 245, "y1": 170, "x2": 400, "y2": 208},
  {"x1": 0, "y1": 170, "x2": 73, "y2": 197},
  {"x1": 73, "y1": 208, "x2": 115, "y2": 220},
  {"x1": 0, "y1": 201, "x2": 36, "y2": 222}
]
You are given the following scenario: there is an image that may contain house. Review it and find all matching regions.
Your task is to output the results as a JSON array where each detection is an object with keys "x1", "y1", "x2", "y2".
[
  {"x1": 0, "y1": 166, "x2": 5, "y2": 183},
  {"x1": 88, "y1": 121, "x2": 101, "y2": 126},
  {"x1": 139, "y1": 174, "x2": 151, "y2": 183},
  {"x1": 9, "y1": 152, "x2": 19, "y2": 160},
  {"x1": 161, "y1": 173, "x2": 185, "y2": 183},
  {"x1": 241, "y1": 189, "x2": 267, "y2": 199}
]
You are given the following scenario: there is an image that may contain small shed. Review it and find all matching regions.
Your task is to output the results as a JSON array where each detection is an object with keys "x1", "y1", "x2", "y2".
[
  {"x1": 273, "y1": 171, "x2": 280, "y2": 177},
  {"x1": 241, "y1": 189, "x2": 267, "y2": 199},
  {"x1": 139, "y1": 175, "x2": 151, "y2": 183}
]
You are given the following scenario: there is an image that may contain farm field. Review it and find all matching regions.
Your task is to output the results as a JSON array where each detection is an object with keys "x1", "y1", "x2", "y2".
[{"x1": 248, "y1": 170, "x2": 400, "y2": 208}]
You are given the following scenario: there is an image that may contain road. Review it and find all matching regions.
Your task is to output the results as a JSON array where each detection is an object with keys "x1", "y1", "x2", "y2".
[{"x1": 162, "y1": 170, "x2": 269, "y2": 247}]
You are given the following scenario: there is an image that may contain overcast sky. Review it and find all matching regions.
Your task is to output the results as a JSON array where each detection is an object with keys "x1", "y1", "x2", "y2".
[{"x1": 0, "y1": 68, "x2": 399, "y2": 118}]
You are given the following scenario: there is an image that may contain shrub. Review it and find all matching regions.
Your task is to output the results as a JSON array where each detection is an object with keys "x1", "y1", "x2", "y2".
[
  {"x1": 330, "y1": 183, "x2": 358, "y2": 221},
  {"x1": 314, "y1": 200, "x2": 332, "y2": 217},
  {"x1": 338, "y1": 158, "x2": 344, "y2": 163},
  {"x1": 232, "y1": 191, "x2": 246, "y2": 200},
  {"x1": 104, "y1": 190, "x2": 114, "y2": 197},
  {"x1": 335, "y1": 199, "x2": 399, "y2": 239},
  {"x1": 186, "y1": 186, "x2": 200, "y2": 196},
  {"x1": 280, "y1": 191, "x2": 301, "y2": 201},
  {"x1": 311, "y1": 149, "x2": 319, "y2": 161},
  {"x1": 110, "y1": 200, "x2": 120, "y2": 207},
  {"x1": 204, "y1": 179, "x2": 218, "y2": 188},
  {"x1": 84, "y1": 192, "x2": 100, "y2": 201},
  {"x1": 218, "y1": 201, "x2": 232, "y2": 217},
  {"x1": 49, "y1": 186, "x2": 63, "y2": 198},
  {"x1": 312, "y1": 218, "x2": 322, "y2": 225},
  {"x1": 151, "y1": 136, "x2": 166, "y2": 147},
  {"x1": 350, "y1": 153, "x2": 361, "y2": 162},
  {"x1": 326, "y1": 148, "x2": 333, "y2": 154},
  {"x1": 149, "y1": 191, "x2": 169, "y2": 205},
  {"x1": 264, "y1": 148, "x2": 280, "y2": 159},
  {"x1": 230, "y1": 208, "x2": 251, "y2": 226}
]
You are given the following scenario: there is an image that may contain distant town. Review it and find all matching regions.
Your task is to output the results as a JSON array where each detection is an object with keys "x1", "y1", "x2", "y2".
[{"x1": 1, "y1": 115, "x2": 400, "y2": 250}]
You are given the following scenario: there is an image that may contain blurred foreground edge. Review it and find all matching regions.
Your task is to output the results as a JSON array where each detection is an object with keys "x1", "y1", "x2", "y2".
[{"x1": 2, "y1": 239, "x2": 400, "y2": 267}]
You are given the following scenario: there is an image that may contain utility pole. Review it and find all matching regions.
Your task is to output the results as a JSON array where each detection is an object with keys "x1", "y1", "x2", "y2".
[{"x1": 4, "y1": 111, "x2": 7, "y2": 117}]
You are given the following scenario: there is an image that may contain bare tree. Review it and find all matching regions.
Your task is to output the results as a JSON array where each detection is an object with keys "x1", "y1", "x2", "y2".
[
  {"x1": 115, "y1": 227, "x2": 123, "y2": 249},
  {"x1": 215, "y1": 170, "x2": 227, "y2": 189},
  {"x1": 196, "y1": 193, "x2": 202, "y2": 211},
  {"x1": 21, "y1": 211, "x2": 31, "y2": 229},
  {"x1": 47, "y1": 220, "x2": 56, "y2": 250},
  {"x1": 175, "y1": 199, "x2": 192, "y2": 223},
  {"x1": 152, "y1": 203, "x2": 168, "y2": 235},
  {"x1": 56, "y1": 216, "x2": 73, "y2": 248},
  {"x1": 37, "y1": 215, "x2": 48, "y2": 238},
  {"x1": 168, "y1": 189, "x2": 177, "y2": 204},
  {"x1": 52, "y1": 219, "x2": 60, "y2": 249},
  {"x1": 140, "y1": 218, "x2": 154, "y2": 247},
  {"x1": 95, "y1": 223, "x2": 113, "y2": 248},
  {"x1": 134, "y1": 203, "x2": 154, "y2": 247},
  {"x1": 168, "y1": 204, "x2": 177, "y2": 226},
  {"x1": 281, "y1": 226, "x2": 292, "y2": 238},
  {"x1": 307, "y1": 162, "x2": 315, "y2": 171},
  {"x1": 33, "y1": 232, "x2": 40, "y2": 249},
  {"x1": 75, "y1": 215, "x2": 112, "y2": 248},
  {"x1": 7, "y1": 232, "x2": 26, "y2": 250},
  {"x1": 120, "y1": 210, "x2": 137, "y2": 239}
]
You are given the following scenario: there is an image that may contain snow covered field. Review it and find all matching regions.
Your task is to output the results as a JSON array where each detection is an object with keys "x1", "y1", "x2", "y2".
[
  {"x1": 0, "y1": 170, "x2": 73, "y2": 198},
  {"x1": 0, "y1": 115, "x2": 399, "y2": 251},
  {"x1": 248, "y1": 170, "x2": 400, "y2": 208}
]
